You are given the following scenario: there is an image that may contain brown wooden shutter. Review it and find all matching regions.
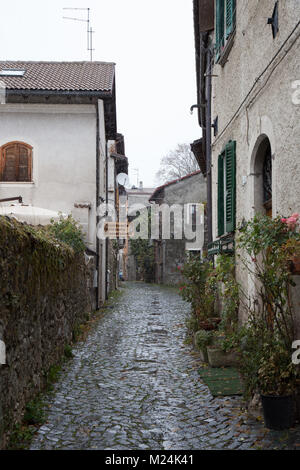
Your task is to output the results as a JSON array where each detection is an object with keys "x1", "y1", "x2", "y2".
[
  {"x1": 0, "y1": 142, "x2": 32, "y2": 182},
  {"x1": 19, "y1": 144, "x2": 31, "y2": 181},
  {"x1": 2, "y1": 145, "x2": 17, "y2": 181}
]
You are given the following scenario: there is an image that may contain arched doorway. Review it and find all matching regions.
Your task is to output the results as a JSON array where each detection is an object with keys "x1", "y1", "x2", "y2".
[{"x1": 252, "y1": 136, "x2": 272, "y2": 217}]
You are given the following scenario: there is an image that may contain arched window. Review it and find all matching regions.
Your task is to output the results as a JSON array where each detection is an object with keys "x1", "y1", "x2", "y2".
[
  {"x1": 0, "y1": 142, "x2": 32, "y2": 182},
  {"x1": 262, "y1": 142, "x2": 272, "y2": 215},
  {"x1": 252, "y1": 136, "x2": 272, "y2": 217}
]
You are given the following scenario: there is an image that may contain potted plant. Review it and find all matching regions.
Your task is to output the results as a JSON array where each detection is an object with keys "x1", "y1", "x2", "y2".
[
  {"x1": 207, "y1": 331, "x2": 240, "y2": 368},
  {"x1": 237, "y1": 214, "x2": 300, "y2": 429},
  {"x1": 258, "y1": 343, "x2": 298, "y2": 430},
  {"x1": 179, "y1": 258, "x2": 220, "y2": 331},
  {"x1": 206, "y1": 254, "x2": 241, "y2": 367},
  {"x1": 194, "y1": 329, "x2": 213, "y2": 362}
]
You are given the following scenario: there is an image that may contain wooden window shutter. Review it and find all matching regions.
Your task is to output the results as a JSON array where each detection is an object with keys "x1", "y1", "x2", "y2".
[
  {"x1": 215, "y1": 0, "x2": 225, "y2": 61},
  {"x1": 226, "y1": 0, "x2": 236, "y2": 38},
  {"x1": 225, "y1": 140, "x2": 236, "y2": 233},
  {"x1": 2, "y1": 145, "x2": 17, "y2": 181},
  {"x1": 0, "y1": 142, "x2": 32, "y2": 182},
  {"x1": 18, "y1": 144, "x2": 31, "y2": 181},
  {"x1": 217, "y1": 152, "x2": 225, "y2": 237}
]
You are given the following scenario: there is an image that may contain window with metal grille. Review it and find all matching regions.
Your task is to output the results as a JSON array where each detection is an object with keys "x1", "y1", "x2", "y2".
[{"x1": 0, "y1": 142, "x2": 32, "y2": 182}]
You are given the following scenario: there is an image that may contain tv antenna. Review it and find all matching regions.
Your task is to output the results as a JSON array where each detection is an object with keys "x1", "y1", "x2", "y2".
[
  {"x1": 133, "y1": 168, "x2": 139, "y2": 187},
  {"x1": 63, "y1": 7, "x2": 95, "y2": 61}
]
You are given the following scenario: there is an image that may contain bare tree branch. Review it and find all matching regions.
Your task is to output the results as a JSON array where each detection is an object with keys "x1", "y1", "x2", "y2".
[{"x1": 155, "y1": 143, "x2": 199, "y2": 185}]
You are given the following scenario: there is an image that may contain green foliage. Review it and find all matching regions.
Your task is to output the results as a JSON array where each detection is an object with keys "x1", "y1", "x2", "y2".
[
  {"x1": 72, "y1": 324, "x2": 84, "y2": 342},
  {"x1": 209, "y1": 254, "x2": 241, "y2": 351},
  {"x1": 236, "y1": 214, "x2": 300, "y2": 397},
  {"x1": 23, "y1": 400, "x2": 45, "y2": 425},
  {"x1": 8, "y1": 423, "x2": 36, "y2": 450},
  {"x1": 45, "y1": 364, "x2": 61, "y2": 391},
  {"x1": 237, "y1": 313, "x2": 298, "y2": 398},
  {"x1": 179, "y1": 258, "x2": 216, "y2": 320},
  {"x1": 185, "y1": 315, "x2": 200, "y2": 333},
  {"x1": 48, "y1": 214, "x2": 86, "y2": 253},
  {"x1": 194, "y1": 330, "x2": 214, "y2": 350},
  {"x1": 64, "y1": 344, "x2": 74, "y2": 358},
  {"x1": 130, "y1": 238, "x2": 154, "y2": 282},
  {"x1": 238, "y1": 214, "x2": 297, "y2": 348}
]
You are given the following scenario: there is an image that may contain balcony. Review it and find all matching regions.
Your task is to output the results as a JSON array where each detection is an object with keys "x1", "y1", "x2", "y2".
[{"x1": 208, "y1": 235, "x2": 235, "y2": 257}]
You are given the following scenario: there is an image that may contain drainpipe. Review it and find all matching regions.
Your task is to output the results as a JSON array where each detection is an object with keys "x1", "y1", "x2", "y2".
[
  {"x1": 205, "y1": 46, "x2": 213, "y2": 245},
  {"x1": 105, "y1": 139, "x2": 109, "y2": 300},
  {"x1": 96, "y1": 103, "x2": 100, "y2": 309}
]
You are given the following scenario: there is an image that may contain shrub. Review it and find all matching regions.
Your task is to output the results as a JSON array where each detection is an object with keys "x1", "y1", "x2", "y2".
[
  {"x1": 179, "y1": 258, "x2": 216, "y2": 320},
  {"x1": 194, "y1": 330, "x2": 213, "y2": 351},
  {"x1": 185, "y1": 315, "x2": 200, "y2": 333},
  {"x1": 48, "y1": 214, "x2": 85, "y2": 253},
  {"x1": 236, "y1": 214, "x2": 300, "y2": 398}
]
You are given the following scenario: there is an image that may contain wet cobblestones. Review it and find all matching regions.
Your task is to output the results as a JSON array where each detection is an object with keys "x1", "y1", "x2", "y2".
[{"x1": 30, "y1": 283, "x2": 300, "y2": 450}]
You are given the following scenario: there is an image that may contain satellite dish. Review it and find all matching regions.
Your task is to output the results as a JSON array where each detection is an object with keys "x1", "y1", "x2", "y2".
[{"x1": 116, "y1": 173, "x2": 130, "y2": 188}]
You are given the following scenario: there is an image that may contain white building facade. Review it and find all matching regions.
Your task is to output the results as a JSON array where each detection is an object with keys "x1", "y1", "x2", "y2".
[{"x1": 0, "y1": 61, "x2": 120, "y2": 307}]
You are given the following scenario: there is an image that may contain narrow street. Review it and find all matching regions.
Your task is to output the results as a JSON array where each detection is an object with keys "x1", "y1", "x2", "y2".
[{"x1": 30, "y1": 283, "x2": 299, "y2": 450}]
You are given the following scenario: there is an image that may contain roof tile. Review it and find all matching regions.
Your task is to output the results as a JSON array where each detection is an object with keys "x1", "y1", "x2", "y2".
[{"x1": 0, "y1": 61, "x2": 115, "y2": 92}]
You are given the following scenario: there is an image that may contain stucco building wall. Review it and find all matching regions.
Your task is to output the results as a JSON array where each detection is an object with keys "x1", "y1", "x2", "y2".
[
  {"x1": 0, "y1": 103, "x2": 101, "y2": 251},
  {"x1": 210, "y1": 0, "x2": 300, "y2": 322},
  {"x1": 152, "y1": 172, "x2": 207, "y2": 285}
]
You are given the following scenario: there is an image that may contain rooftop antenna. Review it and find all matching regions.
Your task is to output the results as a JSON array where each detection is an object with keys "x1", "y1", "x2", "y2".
[{"x1": 63, "y1": 7, "x2": 95, "y2": 61}]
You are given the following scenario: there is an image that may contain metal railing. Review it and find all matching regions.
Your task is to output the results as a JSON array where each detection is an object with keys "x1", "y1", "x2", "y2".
[{"x1": 208, "y1": 235, "x2": 235, "y2": 257}]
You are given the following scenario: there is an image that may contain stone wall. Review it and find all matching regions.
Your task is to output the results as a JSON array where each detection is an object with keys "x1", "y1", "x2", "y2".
[{"x1": 0, "y1": 216, "x2": 93, "y2": 448}]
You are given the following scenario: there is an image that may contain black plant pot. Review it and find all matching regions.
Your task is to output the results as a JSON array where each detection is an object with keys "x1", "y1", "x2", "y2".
[{"x1": 261, "y1": 394, "x2": 295, "y2": 430}]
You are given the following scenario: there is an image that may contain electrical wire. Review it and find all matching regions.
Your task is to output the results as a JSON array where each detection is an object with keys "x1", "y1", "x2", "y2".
[{"x1": 212, "y1": 19, "x2": 300, "y2": 145}]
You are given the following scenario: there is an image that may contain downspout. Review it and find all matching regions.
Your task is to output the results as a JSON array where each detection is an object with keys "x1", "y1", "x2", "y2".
[
  {"x1": 96, "y1": 103, "x2": 100, "y2": 309},
  {"x1": 205, "y1": 46, "x2": 213, "y2": 245},
  {"x1": 105, "y1": 137, "x2": 109, "y2": 300}
]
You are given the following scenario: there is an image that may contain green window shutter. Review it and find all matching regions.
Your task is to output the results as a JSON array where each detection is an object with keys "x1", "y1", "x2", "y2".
[
  {"x1": 225, "y1": 140, "x2": 236, "y2": 233},
  {"x1": 216, "y1": 0, "x2": 225, "y2": 61},
  {"x1": 226, "y1": 0, "x2": 236, "y2": 38},
  {"x1": 217, "y1": 153, "x2": 225, "y2": 237}
]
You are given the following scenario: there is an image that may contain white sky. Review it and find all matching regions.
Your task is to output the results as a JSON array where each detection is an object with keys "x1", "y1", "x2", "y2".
[{"x1": 1, "y1": 0, "x2": 201, "y2": 187}]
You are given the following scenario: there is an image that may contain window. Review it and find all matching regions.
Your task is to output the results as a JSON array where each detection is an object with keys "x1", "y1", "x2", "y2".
[
  {"x1": 217, "y1": 140, "x2": 236, "y2": 237},
  {"x1": 0, "y1": 142, "x2": 32, "y2": 182},
  {"x1": 0, "y1": 69, "x2": 25, "y2": 76},
  {"x1": 186, "y1": 203, "x2": 197, "y2": 227},
  {"x1": 215, "y1": 0, "x2": 236, "y2": 63},
  {"x1": 263, "y1": 141, "x2": 272, "y2": 216}
]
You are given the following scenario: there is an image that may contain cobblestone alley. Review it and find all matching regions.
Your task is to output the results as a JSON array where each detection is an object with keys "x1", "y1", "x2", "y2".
[{"x1": 30, "y1": 283, "x2": 300, "y2": 450}]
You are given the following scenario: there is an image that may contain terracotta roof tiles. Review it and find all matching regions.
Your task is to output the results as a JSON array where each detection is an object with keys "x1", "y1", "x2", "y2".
[{"x1": 0, "y1": 61, "x2": 115, "y2": 93}]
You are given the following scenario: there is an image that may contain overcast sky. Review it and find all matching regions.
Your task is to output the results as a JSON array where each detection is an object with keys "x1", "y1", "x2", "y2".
[{"x1": 1, "y1": 0, "x2": 201, "y2": 188}]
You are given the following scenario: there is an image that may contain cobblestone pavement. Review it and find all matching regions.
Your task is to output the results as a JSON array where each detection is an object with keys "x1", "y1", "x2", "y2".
[{"x1": 30, "y1": 283, "x2": 300, "y2": 450}]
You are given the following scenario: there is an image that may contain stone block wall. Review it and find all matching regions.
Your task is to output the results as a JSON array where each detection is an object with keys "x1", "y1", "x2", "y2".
[{"x1": 0, "y1": 216, "x2": 93, "y2": 448}]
